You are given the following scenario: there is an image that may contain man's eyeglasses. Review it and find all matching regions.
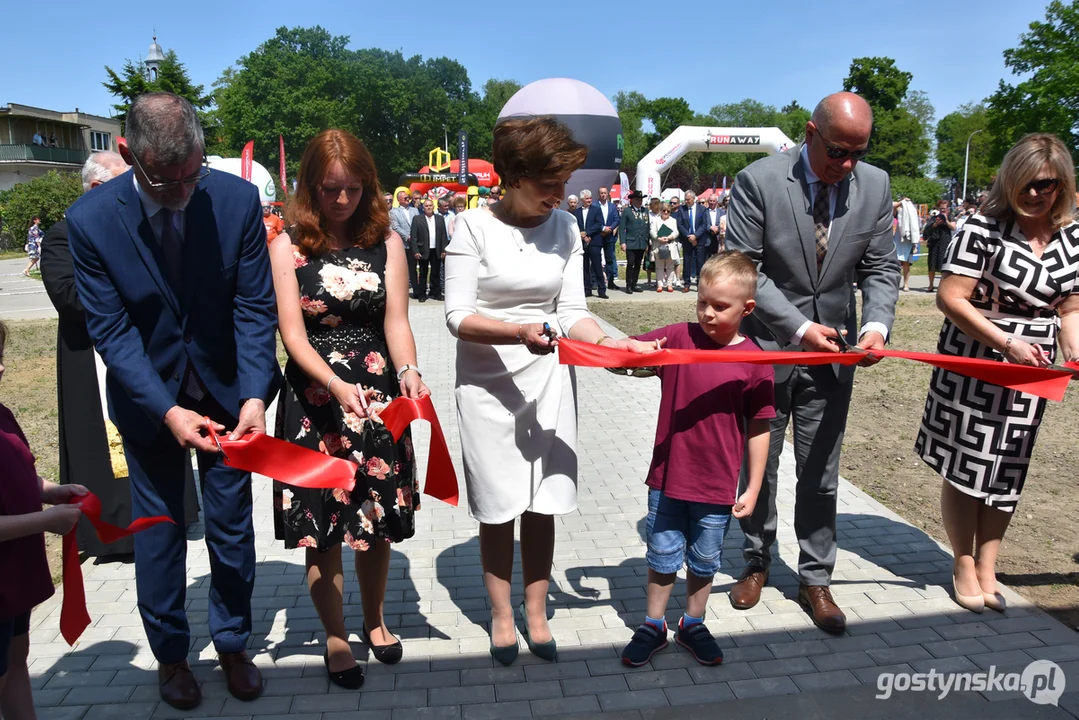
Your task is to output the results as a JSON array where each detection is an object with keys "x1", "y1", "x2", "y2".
[
  {"x1": 131, "y1": 152, "x2": 210, "y2": 190},
  {"x1": 814, "y1": 130, "x2": 870, "y2": 161},
  {"x1": 1022, "y1": 178, "x2": 1060, "y2": 196}
]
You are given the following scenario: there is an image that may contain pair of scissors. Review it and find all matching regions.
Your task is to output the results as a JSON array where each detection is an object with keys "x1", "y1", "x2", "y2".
[{"x1": 542, "y1": 322, "x2": 559, "y2": 343}]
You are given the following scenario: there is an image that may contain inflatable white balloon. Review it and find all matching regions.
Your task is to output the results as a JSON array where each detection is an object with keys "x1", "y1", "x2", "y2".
[
  {"x1": 498, "y1": 78, "x2": 622, "y2": 206},
  {"x1": 206, "y1": 155, "x2": 278, "y2": 203}
]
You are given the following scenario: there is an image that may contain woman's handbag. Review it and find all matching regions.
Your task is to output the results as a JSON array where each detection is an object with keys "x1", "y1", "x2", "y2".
[{"x1": 657, "y1": 244, "x2": 671, "y2": 260}]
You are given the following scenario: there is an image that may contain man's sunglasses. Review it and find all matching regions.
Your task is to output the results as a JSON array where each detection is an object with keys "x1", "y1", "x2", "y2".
[
  {"x1": 131, "y1": 152, "x2": 210, "y2": 190},
  {"x1": 815, "y1": 130, "x2": 870, "y2": 161},
  {"x1": 605, "y1": 366, "x2": 659, "y2": 378},
  {"x1": 1022, "y1": 178, "x2": 1060, "y2": 196}
]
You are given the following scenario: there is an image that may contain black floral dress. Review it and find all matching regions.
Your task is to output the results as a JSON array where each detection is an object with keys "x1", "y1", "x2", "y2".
[{"x1": 273, "y1": 241, "x2": 419, "y2": 552}]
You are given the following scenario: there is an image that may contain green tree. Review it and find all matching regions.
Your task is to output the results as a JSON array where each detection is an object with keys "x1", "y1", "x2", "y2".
[
  {"x1": 0, "y1": 171, "x2": 82, "y2": 249},
  {"x1": 698, "y1": 99, "x2": 778, "y2": 182},
  {"x1": 615, "y1": 90, "x2": 651, "y2": 170},
  {"x1": 891, "y1": 175, "x2": 946, "y2": 205},
  {"x1": 986, "y1": 0, "x2": 1079, "y2": 164},
  {"x1": 213, "y1": 26, "x2": 490, "y2": 191},
  {"x1": 842, "y1": 57, "x2": 911, "y2": 111},
  {"x1": 936, "y1": 103, "x2": 994, "y2": 195},
  {"x1": 103, "y1": 49, "x2": 213, "y2": 134},
  {"x1": 841, "y1": 57, "x2": 930, "y2": 177}
]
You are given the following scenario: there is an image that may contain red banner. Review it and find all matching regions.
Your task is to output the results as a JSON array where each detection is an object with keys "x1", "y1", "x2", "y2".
[
  {"x1": 279, "y1": 136, "x2": 287, "y2": 198},
  {"x1": 240, "y1": 141, "x2": 254, "y2": 182},
  {"x1": 556, "y1": 338, "x2": 1079, "y2": 402},
  {"x1": 61, "y1": 395, "x2": 458, "y2": 645}
]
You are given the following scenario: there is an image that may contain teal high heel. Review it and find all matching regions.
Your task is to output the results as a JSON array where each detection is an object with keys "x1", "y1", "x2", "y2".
[
  {"x1": 489, "y1": 641, "x2": 519, "y2": 666},
  {"x1": 519, "y1": 602, "x2": 558, "y2": 662}
]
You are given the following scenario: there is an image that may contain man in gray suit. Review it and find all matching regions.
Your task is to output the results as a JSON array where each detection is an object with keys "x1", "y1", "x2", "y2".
[
  {"x1": 390, "y1": 189, "x2": 419, "y2": 294},
  {"x1": 726, "y1": 92, "x2": 900, "y2": 634}
]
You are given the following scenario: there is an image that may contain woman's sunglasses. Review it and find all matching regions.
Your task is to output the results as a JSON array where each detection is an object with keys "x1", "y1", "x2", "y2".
[{"x1": 1022, "y1": 178, "x2": 1060, "y2": 196}]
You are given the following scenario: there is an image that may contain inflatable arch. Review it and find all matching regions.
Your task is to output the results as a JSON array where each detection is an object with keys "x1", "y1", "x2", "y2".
[{"x1": 636, "y1": 127, "x2": 796, "y2": 197}]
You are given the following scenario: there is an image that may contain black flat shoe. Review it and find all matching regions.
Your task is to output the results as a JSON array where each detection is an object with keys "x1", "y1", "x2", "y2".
[
  {"x1": 361, "y1": 624, "x2": 403, "y2": 665},
  {"x1": 323, "y1": 651, "x2": 364, "y2": 690}
]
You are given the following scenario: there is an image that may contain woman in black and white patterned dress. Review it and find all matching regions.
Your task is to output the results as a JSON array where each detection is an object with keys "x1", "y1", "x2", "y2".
[{"x1": 915, "y1": 133, "x2": 1079, "y2": 614}]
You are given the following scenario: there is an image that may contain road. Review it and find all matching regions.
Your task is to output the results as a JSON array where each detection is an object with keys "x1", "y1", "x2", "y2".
[{"x1": 0, "y1": 258, "x2": 57, "y2": 320}]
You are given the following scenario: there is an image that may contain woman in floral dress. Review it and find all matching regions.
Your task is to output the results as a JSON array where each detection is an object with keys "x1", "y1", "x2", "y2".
[{"x1": 268, "y1": 130, "x2": 429, "y2": 688}]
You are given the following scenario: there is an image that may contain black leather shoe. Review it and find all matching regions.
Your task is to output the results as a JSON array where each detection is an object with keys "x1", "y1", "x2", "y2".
[{"x1": 361, "y1": 624, "x2": 403, "y2": 665}]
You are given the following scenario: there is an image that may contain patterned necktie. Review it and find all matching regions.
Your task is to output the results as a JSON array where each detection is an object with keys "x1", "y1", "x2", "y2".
[
  {"x1": 159, "y1": 209, "x2": 183, "y2": 291},
  {"x1": 813, "y1": 182, "x2": 831, "y2": 274}
]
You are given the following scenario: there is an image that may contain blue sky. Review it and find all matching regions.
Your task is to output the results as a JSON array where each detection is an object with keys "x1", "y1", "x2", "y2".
[{"x1": 2, "y1": 0, "x2": 1043, "y2": 124}]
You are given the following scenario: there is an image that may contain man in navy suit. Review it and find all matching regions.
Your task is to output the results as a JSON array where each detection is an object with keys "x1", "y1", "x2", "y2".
[
  {"x1": 574, "y1": 189, "x2": 608, "y2": 298},
  {"x1": 594, "y1": 186, "x2": 621, "y2": 290},
  {"x1": 67, "y1": 93, "x2": 280, "y2": 710},
  {"x1": 676, "y1": 190, "x2": 707, "y2": 292}
]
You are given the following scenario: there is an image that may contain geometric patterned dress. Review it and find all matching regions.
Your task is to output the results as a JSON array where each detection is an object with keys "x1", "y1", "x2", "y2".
[
  {"x1": 273, "y1": 241, "x2": 419, "y2": 551},
  {"x1": 915, "y1": 215, "x2": 1079, "y2": 512}
]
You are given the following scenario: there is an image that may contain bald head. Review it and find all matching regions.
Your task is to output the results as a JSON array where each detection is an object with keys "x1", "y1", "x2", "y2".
[
  {"x1": 81, "y1": 151, "x2": 128, "y2": 192},
  {"x1": 811, "y1": 92, "x2": 873, "y2": 136},
  {"x1": 805, "y1": 92, "x2": 874, "y2": 185}
]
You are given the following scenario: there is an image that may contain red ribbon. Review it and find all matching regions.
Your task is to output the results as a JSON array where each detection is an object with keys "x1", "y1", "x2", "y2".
[
  {"x1": 60, "y1": 394, "x2": 458, "y2": 645},
  {"x1": 557, "y1": 338, "x2": 1079, "y2": 402},
  {"x1": 61, "y1": 494, "x2": 175, "y2": 645},
  {"x1": 209, "y1": 394, "x2": 459, "y2": 505}
]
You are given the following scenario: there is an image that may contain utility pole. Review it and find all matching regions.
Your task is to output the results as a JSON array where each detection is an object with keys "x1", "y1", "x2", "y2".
[{"x1": 963, "y1": 129, "x2": 984, "y2": 202}]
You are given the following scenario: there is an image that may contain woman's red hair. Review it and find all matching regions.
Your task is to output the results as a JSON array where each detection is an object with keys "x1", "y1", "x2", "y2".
[{"x1": 287, "y1": 129, "x2": 389, "y2": 255}]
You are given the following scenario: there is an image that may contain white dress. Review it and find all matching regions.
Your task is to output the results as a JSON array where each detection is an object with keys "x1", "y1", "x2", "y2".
[{"x1": 444, "y1": 208, "x2": 592, "y2": 524}]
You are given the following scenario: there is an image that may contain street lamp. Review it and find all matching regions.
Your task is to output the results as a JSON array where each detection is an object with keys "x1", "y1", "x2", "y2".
[{"x1": 962, "y1": 129, "x2": 985, "y2": 202}]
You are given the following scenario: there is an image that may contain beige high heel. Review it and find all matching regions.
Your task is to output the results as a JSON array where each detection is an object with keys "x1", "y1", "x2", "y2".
[
  {"x1": 952, "y1": 576, "x2": 985, "y2": 613},
  {"x1": 982, "y1": 591, "x2": 1007, "y2": 612}
]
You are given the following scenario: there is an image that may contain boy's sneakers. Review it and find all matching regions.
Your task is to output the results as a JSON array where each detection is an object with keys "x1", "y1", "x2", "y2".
[
  {"x1": 675, "y1": 617, "x2": 723, "y2": 665},
  {"x1": 621, "y1": 622, "x2": 669, "y2": 667}
]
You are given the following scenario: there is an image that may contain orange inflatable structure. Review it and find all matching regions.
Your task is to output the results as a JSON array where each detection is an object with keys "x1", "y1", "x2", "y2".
[{"x1": 409, "y1": 159, "x2": 499, "y2": 194}]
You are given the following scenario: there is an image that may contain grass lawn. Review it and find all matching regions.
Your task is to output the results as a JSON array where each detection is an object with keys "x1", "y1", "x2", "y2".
[
  {"x1": 0, "y1": 249, "x2": 30, "y2": 261},
  {"x1": 590, "y1": 294, "x2": 1079, "y2": 630}
]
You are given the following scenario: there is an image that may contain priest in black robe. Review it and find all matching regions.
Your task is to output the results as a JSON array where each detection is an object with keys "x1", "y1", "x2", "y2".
[{"x1": 40, "y1": 151, "x2": 200, "y2": 556}]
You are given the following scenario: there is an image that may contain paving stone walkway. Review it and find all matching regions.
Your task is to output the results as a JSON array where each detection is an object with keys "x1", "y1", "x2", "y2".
[{"x1": 24, "y1": 303, "x2": 1079, "y2": 719}]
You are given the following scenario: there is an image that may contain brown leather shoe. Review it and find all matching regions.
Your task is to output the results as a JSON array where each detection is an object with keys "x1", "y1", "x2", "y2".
[
  {"x1": 219, "y1": 651, "x2": 263, "y2": 701},
  {"x1": 730, "y1": 565, "x2": 768, "y2": 609},
  {"x1": 798, "y1": 584, "x2": 847, "y2": 634},
  {"x1": 158, "y1": 660, "x2": 201, "y2": 710}
]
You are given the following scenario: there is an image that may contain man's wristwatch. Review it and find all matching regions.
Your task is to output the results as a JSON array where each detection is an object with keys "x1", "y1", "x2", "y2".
[{"x1": 396, "y1": 364, "x2": 422, "y2": 381}]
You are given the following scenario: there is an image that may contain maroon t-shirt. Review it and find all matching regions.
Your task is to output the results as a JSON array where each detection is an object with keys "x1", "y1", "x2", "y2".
[
  {"x1": 633, "y1": 323, "x2": 776, "y2": 505},
  {"x1": 0, "y1": 403, "x2": 54, "y2": 621}
]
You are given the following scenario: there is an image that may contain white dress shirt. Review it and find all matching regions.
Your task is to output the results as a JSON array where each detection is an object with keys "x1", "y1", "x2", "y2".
[
  {"x1": 790, "y1": 145, "x2": 889, "y2": 346},
  {"x1": 599, "y1": 201, "x2": 609, "y2": 225},
  {"x1": 426, "y1": 213, "x2": 437, "y2": 250}
]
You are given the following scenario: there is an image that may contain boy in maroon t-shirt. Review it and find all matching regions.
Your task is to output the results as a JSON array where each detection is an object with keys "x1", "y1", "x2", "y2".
[
  {"x1": 616, "y1": 252, "x2": 774, "y2": 667},
  {"x1": 0, "y1": 320, "x2": 87, "y2": 713}
]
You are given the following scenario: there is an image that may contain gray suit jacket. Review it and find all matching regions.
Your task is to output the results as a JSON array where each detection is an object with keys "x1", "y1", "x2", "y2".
[
  {"x1": 389, "y1": 205, "x2": 417, "y2": 242},
  {"x1": 726, "y1": 144, "x2": 900, "y2": 383}
]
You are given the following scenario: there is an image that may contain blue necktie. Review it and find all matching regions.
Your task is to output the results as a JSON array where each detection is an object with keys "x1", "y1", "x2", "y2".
[{"x1": 159, "y1": 209, "x2": 183, "y2": 291}]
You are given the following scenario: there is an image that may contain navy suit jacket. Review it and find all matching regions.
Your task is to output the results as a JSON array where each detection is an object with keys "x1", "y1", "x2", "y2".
[
  {"x1": 584, "y1": 202, "x2": 621, "y2": 244},
  {"x1": 677, "y1": 205, "x2": 707, "y2": 242},
  {"x1": 67, "y1": 169, "x2": 282, "y2": 446}
]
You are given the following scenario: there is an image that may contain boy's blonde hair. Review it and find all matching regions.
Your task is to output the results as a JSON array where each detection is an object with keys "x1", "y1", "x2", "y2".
[{"x1": 698, "y1": 251, "x2": 758, "y2": 298}]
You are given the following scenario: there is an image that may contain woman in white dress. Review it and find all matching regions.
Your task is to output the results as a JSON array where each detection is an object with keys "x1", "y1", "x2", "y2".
[{"x1": 445, "y1": 117, "x2": 655, "y2": 665}]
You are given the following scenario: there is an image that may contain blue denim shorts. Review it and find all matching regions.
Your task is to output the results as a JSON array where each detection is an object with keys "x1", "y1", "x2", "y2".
[{"x1": 645, "y1": 488, "x2": 732, "y2": 577}]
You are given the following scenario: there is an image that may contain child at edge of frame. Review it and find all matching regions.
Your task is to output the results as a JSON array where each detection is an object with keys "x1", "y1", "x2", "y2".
[
  {"x1": 0, "y1": 319, "x2": 88, "y2": 717},
  {"x1": 614, "y1": 251, "x2": 774, "y2": 667}
]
